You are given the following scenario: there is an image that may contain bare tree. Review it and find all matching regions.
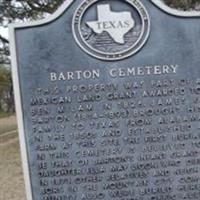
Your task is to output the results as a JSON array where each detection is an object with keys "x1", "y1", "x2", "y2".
[
  {"x1": 0, "y1": 0, "x2": 65, "y2": 65},
  {"x1": 0, "y1": 0, "x2": 65, "y2": 113}
]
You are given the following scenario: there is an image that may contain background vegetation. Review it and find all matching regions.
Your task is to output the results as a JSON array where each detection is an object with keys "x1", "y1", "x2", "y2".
[
  {"x1": 0, "y1": 0, "x2": 64, "y2": 116},
  {"x1": 164, "y1": 0, "x2": 200, "y2": 10}
]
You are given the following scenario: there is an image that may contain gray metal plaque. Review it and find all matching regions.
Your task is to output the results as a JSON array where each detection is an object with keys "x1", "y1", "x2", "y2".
[{"x1": 9, "y1": 0, "x2": 200, "y2": 200}]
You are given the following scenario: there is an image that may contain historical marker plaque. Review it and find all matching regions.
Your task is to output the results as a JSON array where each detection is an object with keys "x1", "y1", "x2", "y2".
[{"x1": 9, "y1": 0, "x2": 200, "y2": 200}]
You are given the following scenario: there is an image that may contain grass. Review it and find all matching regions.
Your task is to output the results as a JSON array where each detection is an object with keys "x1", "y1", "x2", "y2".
[
  {"x1": 0, "y1": 112, "x2": 13, "y2": 118},
  {"x1": 0, "y1": 124, "x2": 17, "y2": 135}
]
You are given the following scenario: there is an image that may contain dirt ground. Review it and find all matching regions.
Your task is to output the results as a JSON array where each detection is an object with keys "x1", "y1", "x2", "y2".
[
  {"x1": 0, "y1": 138, "x2": 26, "y2": 200},
  {"x1": 0, "y1": 115, "x2": 17, "y2": 134}
]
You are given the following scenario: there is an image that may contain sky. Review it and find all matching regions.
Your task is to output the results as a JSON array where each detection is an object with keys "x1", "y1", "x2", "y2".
[{"x1": 0, "y1": 27, "x2": 8, "y2": 39}]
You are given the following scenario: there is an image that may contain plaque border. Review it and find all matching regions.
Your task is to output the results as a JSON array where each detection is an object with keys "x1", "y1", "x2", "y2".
[{"x1": 8, "y1": 1, "x2": 200, "y2": 200}]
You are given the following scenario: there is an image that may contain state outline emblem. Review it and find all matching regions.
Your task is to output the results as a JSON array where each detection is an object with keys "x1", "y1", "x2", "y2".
[{"x1": 72, "y1": 0, "x2": 150, "y2": 61}]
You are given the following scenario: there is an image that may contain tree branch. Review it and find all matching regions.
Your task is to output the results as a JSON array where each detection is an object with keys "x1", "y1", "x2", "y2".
[{"x1": 0, "y1": 34, "x2": 9, "y2": 44}]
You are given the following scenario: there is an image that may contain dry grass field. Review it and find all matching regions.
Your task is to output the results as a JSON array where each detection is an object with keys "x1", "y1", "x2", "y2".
[
  {"x1": 0, "y1": 115, "x2": 26, "y2": 200},
  {"x1": 0, "y1": 138, "x2": 26, "y2": 200},
  {"x1": 0, "y1": 115, "x2": 17, "y2": 134}
]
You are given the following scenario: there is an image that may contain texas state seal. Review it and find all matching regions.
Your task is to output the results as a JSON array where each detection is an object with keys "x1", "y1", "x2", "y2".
[{"x1": 72, "y1": 0, "x2": 150, "y2": 61}]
